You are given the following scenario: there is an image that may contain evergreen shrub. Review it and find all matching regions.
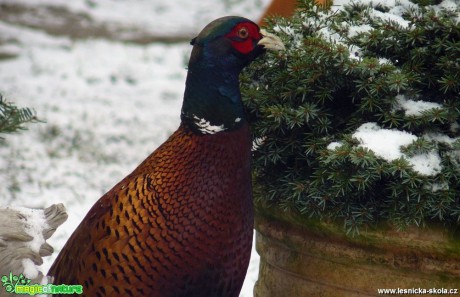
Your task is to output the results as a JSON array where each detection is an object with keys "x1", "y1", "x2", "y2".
[
  {"x1": 0, "y1": 94, "x2": 37, "y2": 139},
  {"x1": 242, "y1": 0, "x2": 460, "y2": 233}
]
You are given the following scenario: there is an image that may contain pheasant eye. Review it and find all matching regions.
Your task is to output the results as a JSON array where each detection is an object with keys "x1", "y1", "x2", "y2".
[{"x1": 237, "y1": 27, "x2": 249, "y2": 39}]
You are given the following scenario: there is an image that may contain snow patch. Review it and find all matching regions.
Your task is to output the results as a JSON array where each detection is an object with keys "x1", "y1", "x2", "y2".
[
  {"x1": 22, "y1": 259, "x2": 39, "y2": 280},
  {"x1": 407, "y1": 153, "x2": 442, "y2": 176},
  {"x1": 424, "y1": 133, "x2": 458, "y2": 145},
  {"x1": 9, "y1": 207, "x2": 48, "y2": 279},
  {"x1": 273, "y1": 25, "x2": 303, "y2": 48},
  {"x1": 357, "y1": 0, "x2": 415, "y2": 28},
  {"x1": 429, "y1": 182, "x2": 450, "y2": 192},
  {"x1": 352, "y1": 123, "x2": 442, "y2": 176},
  {"x1": 396, "y1": 95, "x2": 442, "y2": 116},
  {"x1": 353, "y1": 122, "x2": 416, "y2": 160},
  {"x1": 379, "y1": 57, "x2": 391, "y2": 64},
  {"x1": 1, "y1": 0, "x2": 272, "y2": 37},
  {"x1": 11, "y1": 207, "x2": 48, "y2": 253},
  {"x1": 348, "y1": 24, "x2": 373, "y2": 38},
  {"x1": 451, "y1": 122, "x2": 460, "y2": 133},
  {"x1": 327, "y1": 141, "x2": 343, "y2": 150}
]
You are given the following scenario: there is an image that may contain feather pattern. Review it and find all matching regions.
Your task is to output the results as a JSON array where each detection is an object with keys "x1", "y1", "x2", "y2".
[{"x1": 49, "y1": 123, "x2": 253, "y2": 296}]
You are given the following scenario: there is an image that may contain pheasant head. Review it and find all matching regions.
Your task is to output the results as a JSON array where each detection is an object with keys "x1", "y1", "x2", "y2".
[{"x1": 181, "y1": 16, "x2": 284, "y2": 134}]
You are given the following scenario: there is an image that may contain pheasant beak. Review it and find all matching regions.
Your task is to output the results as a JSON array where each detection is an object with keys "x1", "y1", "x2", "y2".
[{"x1": 258, "y1": 29, "x2": 285, "y2": 51}]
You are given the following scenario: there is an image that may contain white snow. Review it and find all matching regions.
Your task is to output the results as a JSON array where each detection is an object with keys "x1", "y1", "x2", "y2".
[
  {"x1": 0, "y1": 0, "x2": 271, "y2": 37},
  {"x1": 348, "y1": 24, "x2": 373, "y2": 38},
  {"x1": 379, "y1": 57, "x2": 390, "y2": 64},
  {"x1": 8, "y1": 206, "x2": 48, "y2": 280},
  {"x1": 22, "y1": 259, "x2": 40, "y2": 280},
  {"x1": 346, "y1": 0, "x2": 417, "y2": 29},
  {"x1": 424, "y1": 132, "x2": 458, "y2": 145},
  {"x1": 368, "y1": 8, "x2": 410, "y2": 28},
  {"x1": 408, "y1": 152, "x2": 442, "y2": 176},
  {"x1": 327, "y1": 141, "x2": 343, "y2": 150},
  {"x1": 353, "y1": 122, "x2": 416, "y2": 160},
  {"x1": 12, "y1": 207, "x2": 48, "y2": 253},
  {"x1": 396, "y1": 95, "x2": 443, "y2": 116},
  {"x1": 435, "y1": 0, "x2": 459, "y2": 20},
  {"x1": 352, "y1": 123, "x2": 442, "y2": 176},
  {"x1": 429, "y1": 182, "x2": 450, "y2": 192},
  {"x1": 318, "y1": 26, "x2": 343, "y2": 44},
  {"x1": 273, "y1": 24, "x2": 304, "y2": 48},
  {"x1": 451, "y1": 122, "x2": 460, "y2": 133}
]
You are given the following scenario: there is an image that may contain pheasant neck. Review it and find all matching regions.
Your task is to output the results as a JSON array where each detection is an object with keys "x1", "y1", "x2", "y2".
[{"x1": 181, "y1": 51, "x2": 246, "y2": 135}]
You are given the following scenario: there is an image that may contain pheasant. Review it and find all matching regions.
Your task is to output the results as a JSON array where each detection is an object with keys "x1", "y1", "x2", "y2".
[{"x1": 48, "y1": 16, "x2": 284, "y2": 297}]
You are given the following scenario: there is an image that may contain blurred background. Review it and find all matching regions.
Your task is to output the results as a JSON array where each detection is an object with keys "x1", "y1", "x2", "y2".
[{"x1": 0, "y1": 0, "x2": 276, "y2": 295}]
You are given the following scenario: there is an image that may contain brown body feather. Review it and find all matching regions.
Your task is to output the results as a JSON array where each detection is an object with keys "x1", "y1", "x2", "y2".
[{"x1": 48, "y1": 123, "x2": 253, "y2": 297}]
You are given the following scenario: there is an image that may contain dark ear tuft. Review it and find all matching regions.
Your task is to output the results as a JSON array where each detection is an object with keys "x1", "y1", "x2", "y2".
[{"x1": 190, "y1": 37, "x2": 197, "y2": 46}]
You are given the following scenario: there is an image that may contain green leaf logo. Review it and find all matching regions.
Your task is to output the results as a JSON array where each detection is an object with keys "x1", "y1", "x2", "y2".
[{"x1": 1, "y1": 272, "x2": 32, "y2": 293}]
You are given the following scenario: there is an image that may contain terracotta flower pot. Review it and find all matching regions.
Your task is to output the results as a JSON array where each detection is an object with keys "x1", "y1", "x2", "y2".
[
  {"x1": 258, "y1": 0, "x2": 331, "y2": 26},
  {"x1": 254, "y1": 202, "x2": 460, "y2": 297}
]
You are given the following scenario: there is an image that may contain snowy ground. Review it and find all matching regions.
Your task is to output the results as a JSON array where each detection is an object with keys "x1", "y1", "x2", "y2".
[{"x1": 0, "y1": 0, "x2": 271, "y2": 295}]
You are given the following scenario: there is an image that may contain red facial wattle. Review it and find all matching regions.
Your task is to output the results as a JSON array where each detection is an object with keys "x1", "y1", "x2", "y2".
[{"x1": 224, "y1": 22, "x2": 262, "y2": 54}]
